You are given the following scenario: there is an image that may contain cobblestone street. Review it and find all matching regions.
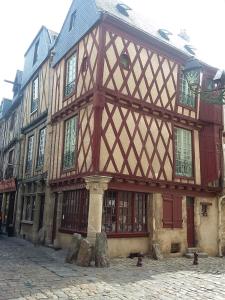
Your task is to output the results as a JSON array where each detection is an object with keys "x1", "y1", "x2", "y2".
[{"x1": 1, "y1": 236, "x2": 225, "y2": 299}]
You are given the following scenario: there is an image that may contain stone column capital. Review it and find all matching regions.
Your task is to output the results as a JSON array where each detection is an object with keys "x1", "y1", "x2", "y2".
[{"x1": 84, "y1": 175, "x2": 112, "y2": 194}]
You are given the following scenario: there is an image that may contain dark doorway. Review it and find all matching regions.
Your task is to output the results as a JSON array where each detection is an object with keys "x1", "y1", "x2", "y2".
[
  {"x1": 38, "y1": 195, "x2": 45, "y2": 231},
  {"x1": 51, "y1": 193, "x2": 58, "y2": 244},
  {"x1": 186, "y1": 197, "x2": 195, "y2": 247}
]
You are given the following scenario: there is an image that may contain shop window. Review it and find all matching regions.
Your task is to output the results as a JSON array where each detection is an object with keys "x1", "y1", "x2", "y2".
[
  {"x1": 61, "y1": 189, "x2": 89, "y2": 234},
  {"x1": 102, "y1": 190, "x2": 147, "y2": 235},
  {"x1": 163, "y1": 194, "x2": 182, "y2": 228}
]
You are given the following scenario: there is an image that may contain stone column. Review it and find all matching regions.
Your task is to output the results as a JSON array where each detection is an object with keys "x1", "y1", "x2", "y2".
[
  {"x1": 53, "y1": 191, "x2": 63, "y2": 248},
  {"x1": 85, "y1": 176, "x2": 112, "y2": 245}
]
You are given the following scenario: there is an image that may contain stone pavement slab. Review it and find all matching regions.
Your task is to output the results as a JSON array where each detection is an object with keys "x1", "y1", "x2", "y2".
[{"x1": 1, "y1": 235, "x2": 225, "y2": 299}]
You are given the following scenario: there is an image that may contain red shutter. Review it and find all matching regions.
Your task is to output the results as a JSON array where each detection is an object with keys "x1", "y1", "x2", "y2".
[
  {"x1": 173, "y1": 195, "x2": 183, "y2": 228},
  {"x1": 163, "y1": 194, "x2": 173, "y2": 228},
  {"x1": 200, "y1": 124, "x2": 221, "y2": 185},
  {"x1": 163, "y1": 194, "x2": 183, "y2": 228}
]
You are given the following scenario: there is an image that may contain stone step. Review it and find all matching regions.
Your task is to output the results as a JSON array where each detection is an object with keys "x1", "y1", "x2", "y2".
[
  {"x1": 186, "y1": 247, "x2": 199, "y2": 253},
  {"x1": 184, "y1": 252, "x2": 208, "y2": 258}
]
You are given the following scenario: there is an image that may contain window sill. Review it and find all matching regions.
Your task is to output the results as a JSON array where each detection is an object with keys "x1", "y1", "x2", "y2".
[
  {"x1": 106, "y1": 232, "x2": 149, "y2": 238},
  {"x1": 174, "y1": 175, "x2": 195, "y2": 180},
  {"x1": 178, "y1": 102, "x2": 196, "y2": 112},
  {"x1": 21, "y1": 220, "x2": 33, "y2": 225},
  {"x1": 30, "y1": 108, "x2": 38, "y2": 116}
]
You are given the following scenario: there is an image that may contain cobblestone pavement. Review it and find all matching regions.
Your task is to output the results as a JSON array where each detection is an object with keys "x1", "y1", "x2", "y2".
[{"x1": 1, "y1": 236, "x2": 225, "y2": 300}]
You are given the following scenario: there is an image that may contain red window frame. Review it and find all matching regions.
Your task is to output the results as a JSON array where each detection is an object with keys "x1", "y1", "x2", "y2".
[{"x1": 102, "y1": 190, "x2": 148, "y2": 237}]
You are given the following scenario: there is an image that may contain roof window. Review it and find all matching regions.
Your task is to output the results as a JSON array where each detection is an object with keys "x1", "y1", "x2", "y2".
[
  {"x1": 69, "y1": 10, "x2": 77, "y2": 31},
  {"x1": 116, "y1": 3, "x2": 132, "y2": 17},
  {"x1": 158, "y1": 29, "x2": 172, "y2": 41},
  {"x1": 33, "y1": 40, "x2": 39, "y2": 66},
  {"x1": 184, "y1": 45, "x2": 196, "y2": 56}
]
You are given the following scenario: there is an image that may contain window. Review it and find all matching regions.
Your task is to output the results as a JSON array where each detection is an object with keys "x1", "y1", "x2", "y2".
[
  {"x1": 9, "y1": 112, "x2": 16, "y2": 131},
  {"x1": 102, "y1": 190, "x2": 147, "y2": 235},
  {"x1": 8, "y1": 149, "x2": 14, "y2": 165},
  {"x1": 81, "y1": 56, "x2": 88, "y2": 73},
  {"x1": 163, "y1": 194, "x2": 182, "y2": 228},
  {"x1": 180, "y1": 70, "x2": 198, "y2": 107},
  {"x1": 33, "y1": 40, "x2": 39, "y2": 65},
  {"x1": 63, "y1": 116, "x2": 77, "y2": 170},
  {"x1": 120, "y1": 53, "x2": 130, "y2": 70},
  {"x1": 175, "y1": 127, "x2": 193, "y2": 177},
  {"x1": 36, "y1": 127, "x2": 46, "y2": 168},
  {"x1": 24, "y1": 196, "x2": 35, "y2": 221},
  {"x1": 26, "y1": 135, "x2": 34, "y2": 172},
  {"x1": 116, "y1": 4, "x2": 132, "y2": 17},
  {"x1": 31, "y1": 77, "x2": 39, "y2": 113},
  {"x1": 69, "y1": 10, "x2": 77, "y2": 31},
  {"x1": 64, "y1": 53, "x2": 77, "y2": 97},
  {"x1": 61, "y1": 189, "x2": 89, "y2": 233}
]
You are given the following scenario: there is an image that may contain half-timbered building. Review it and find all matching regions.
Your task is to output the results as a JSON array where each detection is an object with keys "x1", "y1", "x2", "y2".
[
  {"x1": 0, "y1": 75, "x2": 23, "y2": 236},
  {"x1": 47, "y1": 0, "x2": 223, "y2": 257},
  {"x1": 15, "y1": 26, "x2": 58, "y2": 243}
]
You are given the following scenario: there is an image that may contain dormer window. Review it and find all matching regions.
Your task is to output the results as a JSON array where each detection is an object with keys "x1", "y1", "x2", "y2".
[
  {"x1": 116, "y1": 4, "x2": 131, "y2": 17},
  {"x1": 158, "y1": 29, "x2": 172, "y2": 41},
  {"x1": 120, "y1": 53, "x2": 130, "y2": 70},
  {"x1": 184, "y1": 45, "x2": 196, "y2": 56},
  {"x1": 69, "y1": 10, "x2": 77, "y2": 31},
  {"x1": 33, "y1": 40, "x2": 39, "y2": 65}
]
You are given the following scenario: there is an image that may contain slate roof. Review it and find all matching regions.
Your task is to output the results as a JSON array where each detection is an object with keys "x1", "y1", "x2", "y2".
[
  {"x1": 22, "y1": 26, "x2": 58, "y2": 87},
  {"x1": 52, "y1": 0, "x2": 197, "y2": 67}
]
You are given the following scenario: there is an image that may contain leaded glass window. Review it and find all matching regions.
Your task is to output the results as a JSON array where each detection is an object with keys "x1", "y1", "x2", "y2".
[
  {"x1": 175, "y1": 127, "x2": 193, "y2": 177},
  {"x1": 31, "y1": 77, "x2": 39, "y2": 113},
  {"x1": 180, "y1": 70, "x2": 199, "y2": 108},
  {"x1": 64, "y1": 53, "x2": 77, "y2": 97},
  {"x1": 26, "y1": 135, "x2": 34, "y2": 172},
  {"x1": 36, "y1": 127, "x2": 46, "y2": 168},
  {"x1": 63, "y1": 116, "x2": 77, "y2": 170}
]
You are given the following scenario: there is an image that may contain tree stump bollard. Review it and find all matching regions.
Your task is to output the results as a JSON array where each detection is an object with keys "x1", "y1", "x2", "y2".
[{"x1": 137, "y1": 256, "x2": 143, "y2": 267}]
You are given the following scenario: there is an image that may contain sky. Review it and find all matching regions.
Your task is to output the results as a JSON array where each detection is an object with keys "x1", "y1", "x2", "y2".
[{"x1": 0, "y1": 0, "x2": 225, "y2": 101}]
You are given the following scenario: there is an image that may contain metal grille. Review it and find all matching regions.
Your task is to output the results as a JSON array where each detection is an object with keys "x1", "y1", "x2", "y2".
[
  {"x1": 180, "y1": 71, "x2": 195, "y2": 107},
  {"x1": 61, "y1": 189, "x2": 89, "y2": 233},
  {"x1": 102, "y1": 190, "x2": 147, "y2": 234}
]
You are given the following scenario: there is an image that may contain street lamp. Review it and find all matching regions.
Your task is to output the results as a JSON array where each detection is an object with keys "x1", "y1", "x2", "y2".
[{"x1": 183, "y1": 58, "x2": 225, "y2": 105}]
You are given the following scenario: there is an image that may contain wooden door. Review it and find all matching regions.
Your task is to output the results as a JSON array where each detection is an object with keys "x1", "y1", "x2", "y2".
[{"x1": 186, "y1": 197, "x2": 195, "y2": 247}]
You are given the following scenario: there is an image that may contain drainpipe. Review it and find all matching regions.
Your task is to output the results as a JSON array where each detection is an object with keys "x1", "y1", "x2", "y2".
[{"x1": 218, "y1": 196, "x2": 225, "y2": 257}]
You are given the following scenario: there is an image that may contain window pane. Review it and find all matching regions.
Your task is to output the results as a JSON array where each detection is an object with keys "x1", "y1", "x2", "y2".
[
  {"x1": 102, "y1": 190, "x2": 147, "y2": 234},
  {"x1": 61, "y1": 189, "x2": 89, "y2": 232},
  {"x1": 65, "y1": 54, "x2": 77, "y2": 96},
  {"x1": 180, "y1": 71, "x2": 196, "y2": 107},
  {"x1": 26, "y1": 136, "x2": 34, "y2": 172},
  {"x1": 175, "y1": 127, "x2": 192, "y2": 177},
  {"x1": 63, "y1": 116, "x2": 77, "y2": 170},
  {"x1": 36, "y1": 128, "x2": 46, "y2": 168},
  {"x1": 31, "y1": 77, "x2": 39, "y2": 112}
]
